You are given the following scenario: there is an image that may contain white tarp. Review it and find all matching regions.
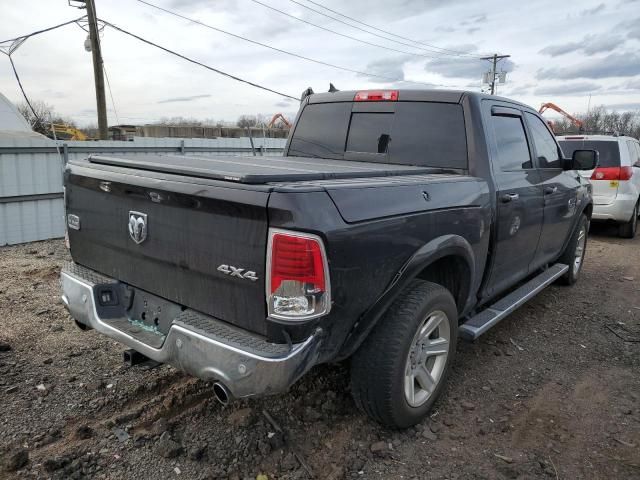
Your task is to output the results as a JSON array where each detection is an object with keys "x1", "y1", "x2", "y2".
[{"x1": 0, "y1": 92, "x2": 45, "y2": 138}]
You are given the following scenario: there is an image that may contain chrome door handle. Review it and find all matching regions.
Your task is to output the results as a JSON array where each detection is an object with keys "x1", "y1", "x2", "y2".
[
  {"x1": 544, "y1": 186, "x2": 558, "y2": 195},
  {"x1": 501, "y1": 193, "x2": 519, "y2": 203}
]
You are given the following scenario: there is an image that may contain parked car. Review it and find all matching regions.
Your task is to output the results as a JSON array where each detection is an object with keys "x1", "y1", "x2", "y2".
[
  {"x1": 558, "y1": 135, "x2": 640, "y2": 238},
  {"x1": 60, "y1": 90, "x2": 596, "y2": 428}
]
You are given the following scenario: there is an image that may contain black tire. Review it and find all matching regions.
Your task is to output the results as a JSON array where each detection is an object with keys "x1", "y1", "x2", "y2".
[
  {"x1": 350, "y1": 280, "x2": 457, "y2": 428},
  {"x1": 618, "y1": 202, "x2": 638, "y2": 239},
  {"x1": 558, "y1": 214, "x2": 589, "y2": 285}
]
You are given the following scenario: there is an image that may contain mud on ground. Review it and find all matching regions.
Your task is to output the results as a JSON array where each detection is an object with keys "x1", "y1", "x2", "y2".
[{"x1": 0, "y1": 224, "x2": 638, "y2": 479}]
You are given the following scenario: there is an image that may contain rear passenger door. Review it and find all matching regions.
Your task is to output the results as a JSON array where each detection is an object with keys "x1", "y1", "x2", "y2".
[
  {"x1": 485, "y1": 105, "x2": 544, "y2": 297},
  {"x1": 524, "y1": 112, "x2": 581, "y2": 266}
]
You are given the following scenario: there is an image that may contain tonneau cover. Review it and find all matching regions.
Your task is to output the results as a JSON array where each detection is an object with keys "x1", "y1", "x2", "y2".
[{"x1": 88, "y1": 153, "x2": 433, "y2": 184}]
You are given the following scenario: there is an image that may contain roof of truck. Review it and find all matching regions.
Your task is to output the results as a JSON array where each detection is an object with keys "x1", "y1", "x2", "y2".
[{"x1": 306, "y1": 89, "x2": 524, "y2": 107}]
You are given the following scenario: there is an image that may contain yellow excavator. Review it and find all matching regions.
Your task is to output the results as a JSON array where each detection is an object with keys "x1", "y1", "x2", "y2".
[{"x1": 49, "y1": 123, "x2": 91, "y2": 141}]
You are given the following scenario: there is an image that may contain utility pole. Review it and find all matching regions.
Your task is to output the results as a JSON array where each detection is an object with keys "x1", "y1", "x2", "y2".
[
  {"x1": 481, "y1": 54, "x2": 510, "y2": 95},
  {"x1": 84, "y1": 0, "x2": 109, "y2": 139}
]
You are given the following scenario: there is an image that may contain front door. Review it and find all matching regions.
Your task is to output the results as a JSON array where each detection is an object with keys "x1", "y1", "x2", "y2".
[
  {"x1": 485, "y1": 106, "x2": 545, "y2": 298},
  {"x1": 524, "y1": 112, "x2": 581, "y2": 267}
]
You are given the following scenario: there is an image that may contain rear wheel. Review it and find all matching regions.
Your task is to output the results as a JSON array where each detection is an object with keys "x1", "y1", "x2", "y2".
[
  {"x1": 619, "y1": 202, "x2": 638, "y2": 239},
  {"x1": 350, "y1": 280, "x2": 457, "y2": 428},
  {"x1": 558, "y1": 214, "x2": 588, "y2": 285}
]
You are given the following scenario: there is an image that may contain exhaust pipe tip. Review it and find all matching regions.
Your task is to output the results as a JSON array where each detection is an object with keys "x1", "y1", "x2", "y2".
[
  {"x1": 74, "y1": 319, "x2": 92, "y2": 331},
  {"x1": 213, "y1": 382, "x2": 231, "y2": 406}
]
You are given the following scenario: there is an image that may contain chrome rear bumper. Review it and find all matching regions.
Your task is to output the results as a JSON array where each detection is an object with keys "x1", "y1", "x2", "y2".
[{"x1": 60, "y1": 263, "x2": 322, "y2": 399}]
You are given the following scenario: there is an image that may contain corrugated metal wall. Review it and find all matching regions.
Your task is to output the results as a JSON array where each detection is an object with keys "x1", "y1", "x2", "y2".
[{"x1": 0, "y1": 136, "x2": 287, "y2": 245}]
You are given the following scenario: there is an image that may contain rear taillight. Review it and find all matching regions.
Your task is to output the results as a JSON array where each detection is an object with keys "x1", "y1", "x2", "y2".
[
  {"x1": 354, "y1": 90, "x2": 399, "y2": 102},
  {"x1": 266, "y1": 229, "x2": 331, "y2": 321},
  {"x1": 590, "y1": 166, "x2": 633, "y2": 181},
  {"x1": 620, "y1": 166, "x2": 633, "y2": 180}
]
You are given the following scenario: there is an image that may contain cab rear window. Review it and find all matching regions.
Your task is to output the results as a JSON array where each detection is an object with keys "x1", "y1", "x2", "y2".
[
  {"x1": 288, "y1": 102, "x2": 468, "y2": 169},
  {"x1": 559, "y1": 140, "x2": 620, "y2": 168}
]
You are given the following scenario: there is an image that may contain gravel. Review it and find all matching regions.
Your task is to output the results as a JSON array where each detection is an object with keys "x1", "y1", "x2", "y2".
[{"x1": 0, "y1": 225, "x2": 639, "y2": 479}]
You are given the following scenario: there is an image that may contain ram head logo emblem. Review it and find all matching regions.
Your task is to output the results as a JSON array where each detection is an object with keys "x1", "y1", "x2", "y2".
[{"x1": 128, "y1": 211, "x2": 148, "y2": 244}]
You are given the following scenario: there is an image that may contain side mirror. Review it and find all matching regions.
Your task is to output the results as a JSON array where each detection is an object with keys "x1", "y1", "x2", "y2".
[{"x1": 566, "y1": 149, "x2": 598, "y2": 171}]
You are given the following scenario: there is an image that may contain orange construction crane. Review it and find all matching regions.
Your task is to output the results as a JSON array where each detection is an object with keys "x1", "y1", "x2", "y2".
[
  {"x1": 267, "y1": 113, "x2": 291, "y2": 129},
  {"x1": 538, "y1": 102, "x2": 584, "y2": 133}
]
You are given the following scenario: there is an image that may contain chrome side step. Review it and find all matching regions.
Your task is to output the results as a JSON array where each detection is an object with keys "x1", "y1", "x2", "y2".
[{"x1": 459, "y1": 263, "x2": 569, "y2": 341}]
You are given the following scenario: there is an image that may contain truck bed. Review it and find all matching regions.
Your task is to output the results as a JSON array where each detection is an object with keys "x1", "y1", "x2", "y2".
[{"x1": 88, "y1": 154, "x2": 435, "y2": 184}]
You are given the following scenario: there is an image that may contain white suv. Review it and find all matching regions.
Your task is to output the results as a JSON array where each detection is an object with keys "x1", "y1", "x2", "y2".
[{"x1": 558, "y1": 135, "x2": 640, "y2": 238}]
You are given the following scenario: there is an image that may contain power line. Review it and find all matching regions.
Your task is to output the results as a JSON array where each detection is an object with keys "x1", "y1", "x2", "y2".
[
  {"x1": 103, "y1": 64, "x2": 120, "y2": 125},
  {"x1": 0, "y1": 16, "x2": 86, "y2": 45},
  {"x1": 134, "y1": 0, "x2": 443, "y2": 86},
  {"x1": 7, "y1": 56, "x2": 38, "y2": 120},
  {"x1": 0, "y1": 16, "x2": 88, "y2": 124},
  {"x1": 286, "y1": 0, "x2": 480, "y2": 58},
  {"x1": 100, "y1": 19, "x2": 301, "y2": 100},
  {"x1": 248, "y1": 0, "x2": 449, "y2": 60},
  {"x1": 301, "y1": 0, "x2": 481, "y2": 57}
]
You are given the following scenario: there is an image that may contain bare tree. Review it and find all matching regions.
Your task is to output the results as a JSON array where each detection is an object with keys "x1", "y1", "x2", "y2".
[
  {"x1": 16, "y1": 100, "x2": 75, "y2": 136},
  {"x1": 237, "y1": 115, "x2": 257, "y2": 128},
  {"x1": 551, "y1": 106, "x2": 640, "y2": 138}
]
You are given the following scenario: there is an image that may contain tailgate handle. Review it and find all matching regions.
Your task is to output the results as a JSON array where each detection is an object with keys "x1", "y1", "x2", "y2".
[{"x1": 501, "y1": 193, "x2": 519, "y2": 203}]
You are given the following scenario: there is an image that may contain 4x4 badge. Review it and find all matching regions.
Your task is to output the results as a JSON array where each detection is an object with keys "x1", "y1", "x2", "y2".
[
  {"x1": 128, "y1": 211, "x2": 148, "y2": 244},
  {"x1": 217, "y1": 264, "x2": 259, "y2": 282}
]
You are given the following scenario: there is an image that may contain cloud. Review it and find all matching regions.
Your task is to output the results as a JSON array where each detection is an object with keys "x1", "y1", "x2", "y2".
[
  {"x1": 358, "y1": 56, "x2": 409, "y2": 83},
  {"x1": 534, "y1": 81, "x2": 602, "y2": 96},
  {"x1": 539, "y1": 34, "x2": 624, "y2": 57},
  {"x1": 580, "y1": 3, "x2": 605, "y2": 15},
  {"x1": 539, "y1": 42, "x2": 581, "y2": 57},
  {"x1": 624, "y1": 78, "x2": 640, "y2": 89},
  {"x1": 425, "y1": 48, "x2": 514, "y2": 80},
  {"x1": 275, "y1": 97, "x2": 294, "y2": 106},
  {"x1": 537, "y1": 53, "x2": 640, "y2": 79},
  {"x1": 461, "y1": 14, "x2": 487, "y2": 25},
  {"x1": 603, "y1": 102, "x2": 640, "y2": 110},
  {"x1": 157, "y1": 94, "x2": 212, "y2": 104}
]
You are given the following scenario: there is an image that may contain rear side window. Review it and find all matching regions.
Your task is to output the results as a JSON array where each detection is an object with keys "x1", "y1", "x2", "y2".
[
  {"x1": 386, "y1": 102, "x2": 467, "y2": 169},
  {"x1": 288, "y1": 103, "x2": 351, "y2": 159},
  {"x1": 558, "y1": 140, "x2": 620, "y2": 168},
  {"x1": 491, "y1": 115, "x2": 532, "y2": 171},
  {"x1": 525, "y1": 112, "x2": 562, "y2": 168},
  {"x1": 288, "y1": 101, "x2": 468, "y2": 169}
]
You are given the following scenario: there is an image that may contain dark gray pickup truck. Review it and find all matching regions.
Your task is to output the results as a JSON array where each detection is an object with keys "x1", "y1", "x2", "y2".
[{"x1": 60, "y1": 89, "x2": 597, "y2": 427}]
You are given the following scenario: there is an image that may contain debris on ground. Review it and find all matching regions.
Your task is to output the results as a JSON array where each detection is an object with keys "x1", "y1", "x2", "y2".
[{"x1": 0, "y1": 229, "x2": 638, "y2": 479}]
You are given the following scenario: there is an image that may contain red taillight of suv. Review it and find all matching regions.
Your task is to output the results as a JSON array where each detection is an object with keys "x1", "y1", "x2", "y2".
[
  {"x1": 591, "y1": 166, "x2": 633, "y2": 181},
  {"x1": 266, "y1": 229, "x2": 331, "y2": 321}
]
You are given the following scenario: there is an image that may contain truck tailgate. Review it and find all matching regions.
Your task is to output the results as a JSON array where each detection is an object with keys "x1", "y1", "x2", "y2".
[{"x1": 65, "y1": 165, "x2": 270, "y2": 335}]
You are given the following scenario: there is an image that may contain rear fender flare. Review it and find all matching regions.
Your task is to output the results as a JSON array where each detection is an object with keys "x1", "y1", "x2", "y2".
[{"x1": 339, "y1": 234, "x2": 475, "y2": 358}]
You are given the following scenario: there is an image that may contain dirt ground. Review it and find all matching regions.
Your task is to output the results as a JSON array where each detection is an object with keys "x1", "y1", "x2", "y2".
[{"x1": 0, "y1": 224, "x2": 639, "y2": 480}]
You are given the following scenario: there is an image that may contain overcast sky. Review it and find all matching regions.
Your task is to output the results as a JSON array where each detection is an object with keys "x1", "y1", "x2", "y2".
[{"x1": 1, "y1": 0, "x2": 639, "y2": 126}]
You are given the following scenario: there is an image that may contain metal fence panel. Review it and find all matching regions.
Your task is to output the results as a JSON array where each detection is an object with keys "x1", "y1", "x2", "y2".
[
  {"x1": 0, "y1": 136, "x2": 287, "y2": 245},
  {"x1": 0, "y1": 197, "x2": 65, "y2": 246}
]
